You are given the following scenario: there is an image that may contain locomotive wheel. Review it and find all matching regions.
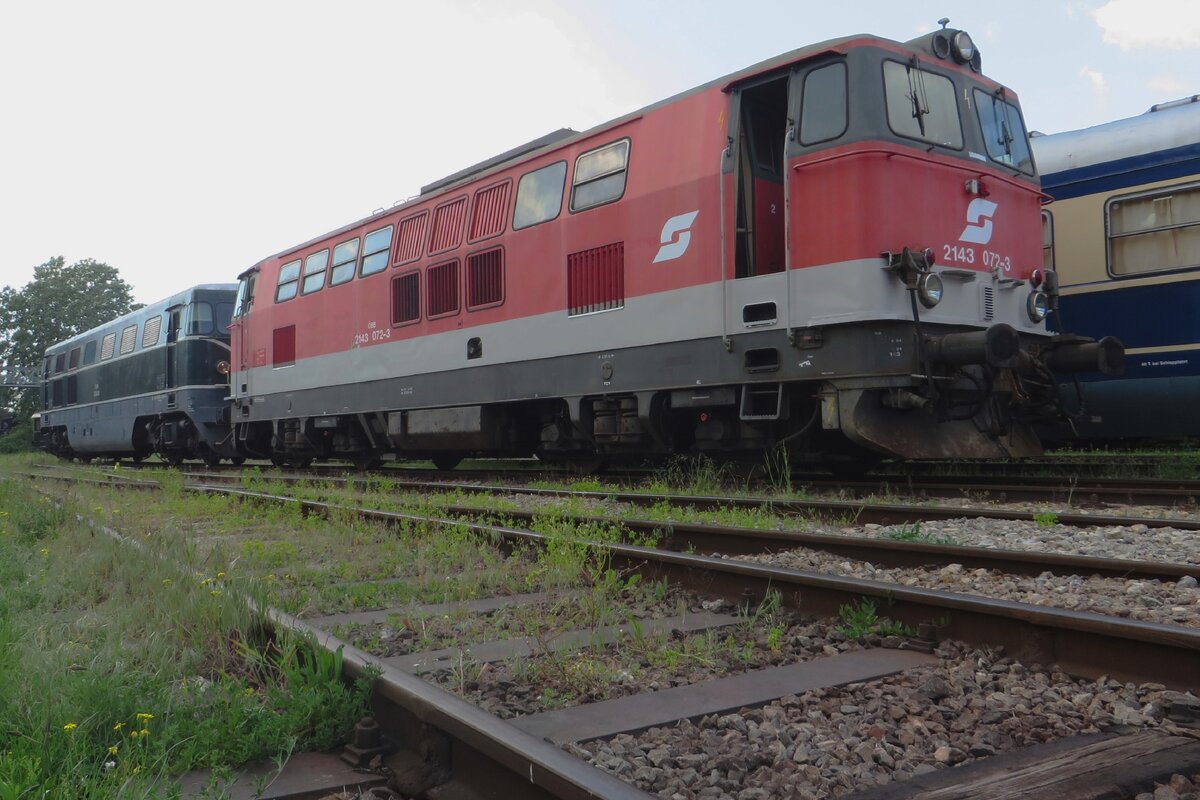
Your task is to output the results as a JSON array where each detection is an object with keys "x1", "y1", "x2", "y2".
[
  {"x1": 163, "y1": 453, "x2": 184, "y2": 467},
  {"x1": 431, "y1": 453, "x2": 463, "y2": 471},
  {"x1": 564, "y1": 455, "x2": 607, "y2": 475},
  {"x1": 230, "y1": 457, "x2": 246, "y2": 466},
  {"x1": 202, "y1": 453, "x2": 222, "y2": 469},
  {"x1": 351, "y1": 454, "x2": 383, "y2": 471}
]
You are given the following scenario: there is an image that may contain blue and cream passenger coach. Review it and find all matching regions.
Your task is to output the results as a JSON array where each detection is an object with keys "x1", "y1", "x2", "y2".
[
  {"x1": 35, "y1": 284, "x2": 239, "y2": 464},
  {"x1": 1033, "y1": 97, "x2": 1200, "y2": 441}
]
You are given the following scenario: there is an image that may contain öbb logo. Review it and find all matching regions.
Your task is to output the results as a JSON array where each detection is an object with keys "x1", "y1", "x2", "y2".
[
  {"x1": 653, "y1": 210, "x2": 700, "y2": 263},
  {"x1": 959, "y1": 198, "x2": 998, "y2": 245}
]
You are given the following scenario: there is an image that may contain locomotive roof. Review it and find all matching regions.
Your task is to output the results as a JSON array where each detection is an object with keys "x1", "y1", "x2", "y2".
[
  {"x1": 44, "y1": 283, "x2": 238, "y2": 355},
  {"x1": 247, "y1": 29, "x2": 1000, "y2": 272},
  {"x1": 1031, "y1": 97, "x2": 1200, "y2": 176}
]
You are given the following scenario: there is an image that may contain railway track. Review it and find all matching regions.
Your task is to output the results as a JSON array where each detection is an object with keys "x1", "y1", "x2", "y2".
[
  {"x1": 15, "y1": 467, "x2": 1200, "y2": 798},
  {"x1": 62, "y1": 459, "x2": 1200, "y2": 511}
]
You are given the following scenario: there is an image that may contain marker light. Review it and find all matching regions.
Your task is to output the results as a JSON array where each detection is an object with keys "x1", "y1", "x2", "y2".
[
  {"x1": 216, "y1": 360, "x2": 231, "y2": 376},
  {"x1": 1027, "y1": 291, "x2": 1049, "y2": 323},
  {"x1": 917, "y1": 272, "x2": 944, "y2": 308},
  {"x1": 1030, "y1": 269, "x2": 1044, "y2": 289}
]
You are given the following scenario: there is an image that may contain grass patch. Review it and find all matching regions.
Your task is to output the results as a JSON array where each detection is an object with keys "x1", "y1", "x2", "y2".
[{"x1": 0, "y1": 471, "x2": 370, "y2": 798}]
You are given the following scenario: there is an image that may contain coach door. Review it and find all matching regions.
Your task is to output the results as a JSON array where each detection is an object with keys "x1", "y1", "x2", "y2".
[{"x1": 230, "y1": 268, "x2": 257, "y2": 405}]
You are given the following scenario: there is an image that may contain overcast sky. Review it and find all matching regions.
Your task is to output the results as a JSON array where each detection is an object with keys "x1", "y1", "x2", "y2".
[{"x1": 2, "y1": 0, "x2": 1196, "y2": 304}]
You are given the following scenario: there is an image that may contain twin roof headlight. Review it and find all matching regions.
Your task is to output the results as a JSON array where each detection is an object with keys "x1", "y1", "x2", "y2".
[
  {"x1": 931, "y1": 27, "x2": 981, "y2": 71},
  {"x1": 951, "y1": 31, "x2": 975, "y2": 64}
]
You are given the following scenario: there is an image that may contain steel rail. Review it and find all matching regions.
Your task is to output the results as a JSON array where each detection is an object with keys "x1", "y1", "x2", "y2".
[
  {"x1": 187, "y1": 485, "x2": 1200, "y2": 691},
  {"x1": 24, "y1": 468, "x2": 1198, "y2": 582}
]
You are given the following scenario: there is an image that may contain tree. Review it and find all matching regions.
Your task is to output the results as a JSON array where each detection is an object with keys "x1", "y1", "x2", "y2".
[{"x1": 0, "y1": 256, "x2": 142, "y2": 420}]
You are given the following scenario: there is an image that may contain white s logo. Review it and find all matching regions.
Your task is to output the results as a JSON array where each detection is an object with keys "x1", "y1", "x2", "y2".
[
  {"x1": 959, "y1": 198, "x2": 998, "y2": 245},
  {"x1": 653, "y1": 210, "x2": 700, "y2": 263}
]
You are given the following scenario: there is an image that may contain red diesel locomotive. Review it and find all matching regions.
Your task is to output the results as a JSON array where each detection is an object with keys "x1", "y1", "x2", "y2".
[{"x1": 228, "y1": 25, "x2": 1122, "y2": 469}]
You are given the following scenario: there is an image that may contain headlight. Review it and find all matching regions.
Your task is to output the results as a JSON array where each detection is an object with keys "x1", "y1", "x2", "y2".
[
  {"x1": 1026, "y1": 291, "x2": 1049, "y2": 323},
  {"x1": 917, "y1": 272, "x2": 944, "y2": 308},
  {"x1": 216, "y1": 360, "x2": 230, "y2": 376},
  {"x1": 951, "y1": 31, "x2": 975, "y2": 63}
]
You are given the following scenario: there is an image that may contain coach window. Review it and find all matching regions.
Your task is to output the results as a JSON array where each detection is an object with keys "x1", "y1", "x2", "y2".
[
  {"x1": 360, "y1": 225, "x2": 393, "y2": 277},
  {"x1": 187, "y1": 302, "x2": 214, "y2": 335},
  {"x1": 275, "y1": 260, "x2": 301, "y2": 302},
  {"x1": 118, "y1": 324, "x2": 137, "y2": 356},
  {"x1": 302, "y1": 250, "x2": 329, "y2": 295},
  {"x1": 799, "y1": 63, "x2": 847, "y2": 145},
  {"x1": 143, "y1": 315, "x2": 162, "y2": 347},
  {"x1": 54, "y1": 354, "x2": 66, "y2": 374},
  {"x1": 1107, "y1": 183, "x2": 1200, "y2": 276},
  {"x1": 329, "y1": 238, "x2": 359, "y2": 286},
  {"x1": 82, "y1": 340, "x2": 97, "y2": 366},
  {"x1": 68, "y1": 347, "x2": 81, "y2": 371},
  {"x1": 974, "y1": 89, "x2": 1033, "y2": 174},
  {"x1": 100, "y1": 333, "x2": 117, "y2": 360},
  {"x1": 571, "y1": 140, "x2": 630, "y2": 212},
  {"x1": 883, "y1": 61, "x2": 962, "y2": 149},
  {"x1": 513, "y1": 161, "x2": 567, "y2": 229}
]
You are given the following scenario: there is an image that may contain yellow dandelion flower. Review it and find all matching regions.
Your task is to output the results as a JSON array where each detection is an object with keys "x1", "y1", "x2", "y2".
[
  {"x1": 216, "y1": 572, "x2": 225, "y2": 579},
  {"x1": 210, "y1": 589, "x2": 221, "y2": 597},
  {"x1": 128, "y1": 730, "x2": 138, "y2": 739},
  {"x1": 111, "y1": 509, "x2": 120, "y2": 514},
  {"x1": 162, "y1": 579, "x2": 172, "y2": 586},
  {"x1": 93, "y1": 507, "x2": 104, "y2": 513},
  {"x1": 199, "y1": 578, "x2": 210, "y2": 586},
  {"x1": 107, "y1": 745, "x2": 119, "y2": 755},
  {"x1": 135, "y1": 713, "x2": 154, "y2": 723},
  {"x1": 0, "y1": 511, "x2": 8, "y2": 517},
  {"x1": 40, "y1": 548, "x2": 49, "y2": 557},
  {"x1": 63, "y1": 723, "x2": 77, "y2": 732},
  {"x1": 243, "y1": 688, "x2": 255, "y2": 697},
  {"x1": 133, "y1": 766, "x2": 141, "y2": 774},
  {"x1": 113, "y1": 722, "x2": 125, "y2": 731},
  {"x1": 138, "y1": 728, "x2": 149, "y2": 738}
]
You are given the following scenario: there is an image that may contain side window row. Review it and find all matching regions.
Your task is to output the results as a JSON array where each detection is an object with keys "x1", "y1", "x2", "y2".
[
  {"x1": 275, "y1": 139, "x2": 632, "y2": 303},
  {"x1": 45, "y1": 303, "x2": 230, "y2": 373}
]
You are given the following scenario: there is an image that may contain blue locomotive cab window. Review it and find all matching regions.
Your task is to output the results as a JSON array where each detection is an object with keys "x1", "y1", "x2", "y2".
[
  {"x1": 974, "y1": 90, "x2": 1033, "y2": 174},
  {"x1": 800, "y1": 63, "x2": 848, "y2": 145},
  {"x1": 513, "y1": 161, "x2": 567, "y2": 230},
  {"x1": 883, "y1": 61, "x2": 962, "y2": 149},
  {"x1": 82, "y1": 340, "x2": 97, "y2": 365},
  {"x1": 330, "y1": 238, "x2": 359, "y2": 286},
  {"x1": 216, "y1": 302, "x2": 233, "y2": 335},
  {"x1": 186, "y1": 302, "x2": 214, "y2": 335}
]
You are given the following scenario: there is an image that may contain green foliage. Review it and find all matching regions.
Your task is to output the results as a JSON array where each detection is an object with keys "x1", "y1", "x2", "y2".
[
  {"x1": 881, "y1": 522, "x2": 959, "y2": 546},
  {"x1": 1033, "y1": 512, "x2": 1059, "y2": 528},
  {"x1": 0, "y1": 257, "x2": 140, "y2": 418},
  {"x1": 837, "y1": 597, "x2": 916, "y2": 639}
]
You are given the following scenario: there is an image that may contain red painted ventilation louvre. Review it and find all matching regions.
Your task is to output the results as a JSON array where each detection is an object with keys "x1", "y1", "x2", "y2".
[
  {"x1": 429, "y1": 197, "x2": 467, "y2": 254},
  {"x1": 395, "y1": 213, "x2": 427, "y2": 265},
  {"x1": 469, "y1": 181, "x2": 510, "y2": 241},
  {"x1": 391, "y1": 271, "x2": 420, "y2": 325},
  {"x1": 567, "y1": 242, "x2": 624, "y2": 316},
  {"x1": 467, "y1": 248, "x2": 504, "y2": 309},
  {"x1": 272, "y1": 325, "x2": 296, "y2": 367},
  {"x1": 428, "y1": 260, "x2": 460, "y2": 317}
]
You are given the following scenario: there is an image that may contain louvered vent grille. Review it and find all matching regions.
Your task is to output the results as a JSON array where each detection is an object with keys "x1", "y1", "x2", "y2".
[
  {"x1": 468, "y1": 182, "x2": 510, "y2": 241},
  {"x1": 982, "y1": 285, "x2": 995, "y2": 321},
  {"x1": 568, "y1": 242, "x2": 624, "y2": 316},
  {"x1": 467, "y1": 248, "x2": 504, "y2": 309},
  {"x1": 429, "y1": 197, "x2": 466, "y2": 254},
  {"x1": 395, "y1": 213, "x2": 427, "y2": 264},
  {"x1": 391, "y1": 271, "x2": 420, "y2": 325},
  {"x1": 428, "y1": 260, "x2": 460, "y2": 317}
]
